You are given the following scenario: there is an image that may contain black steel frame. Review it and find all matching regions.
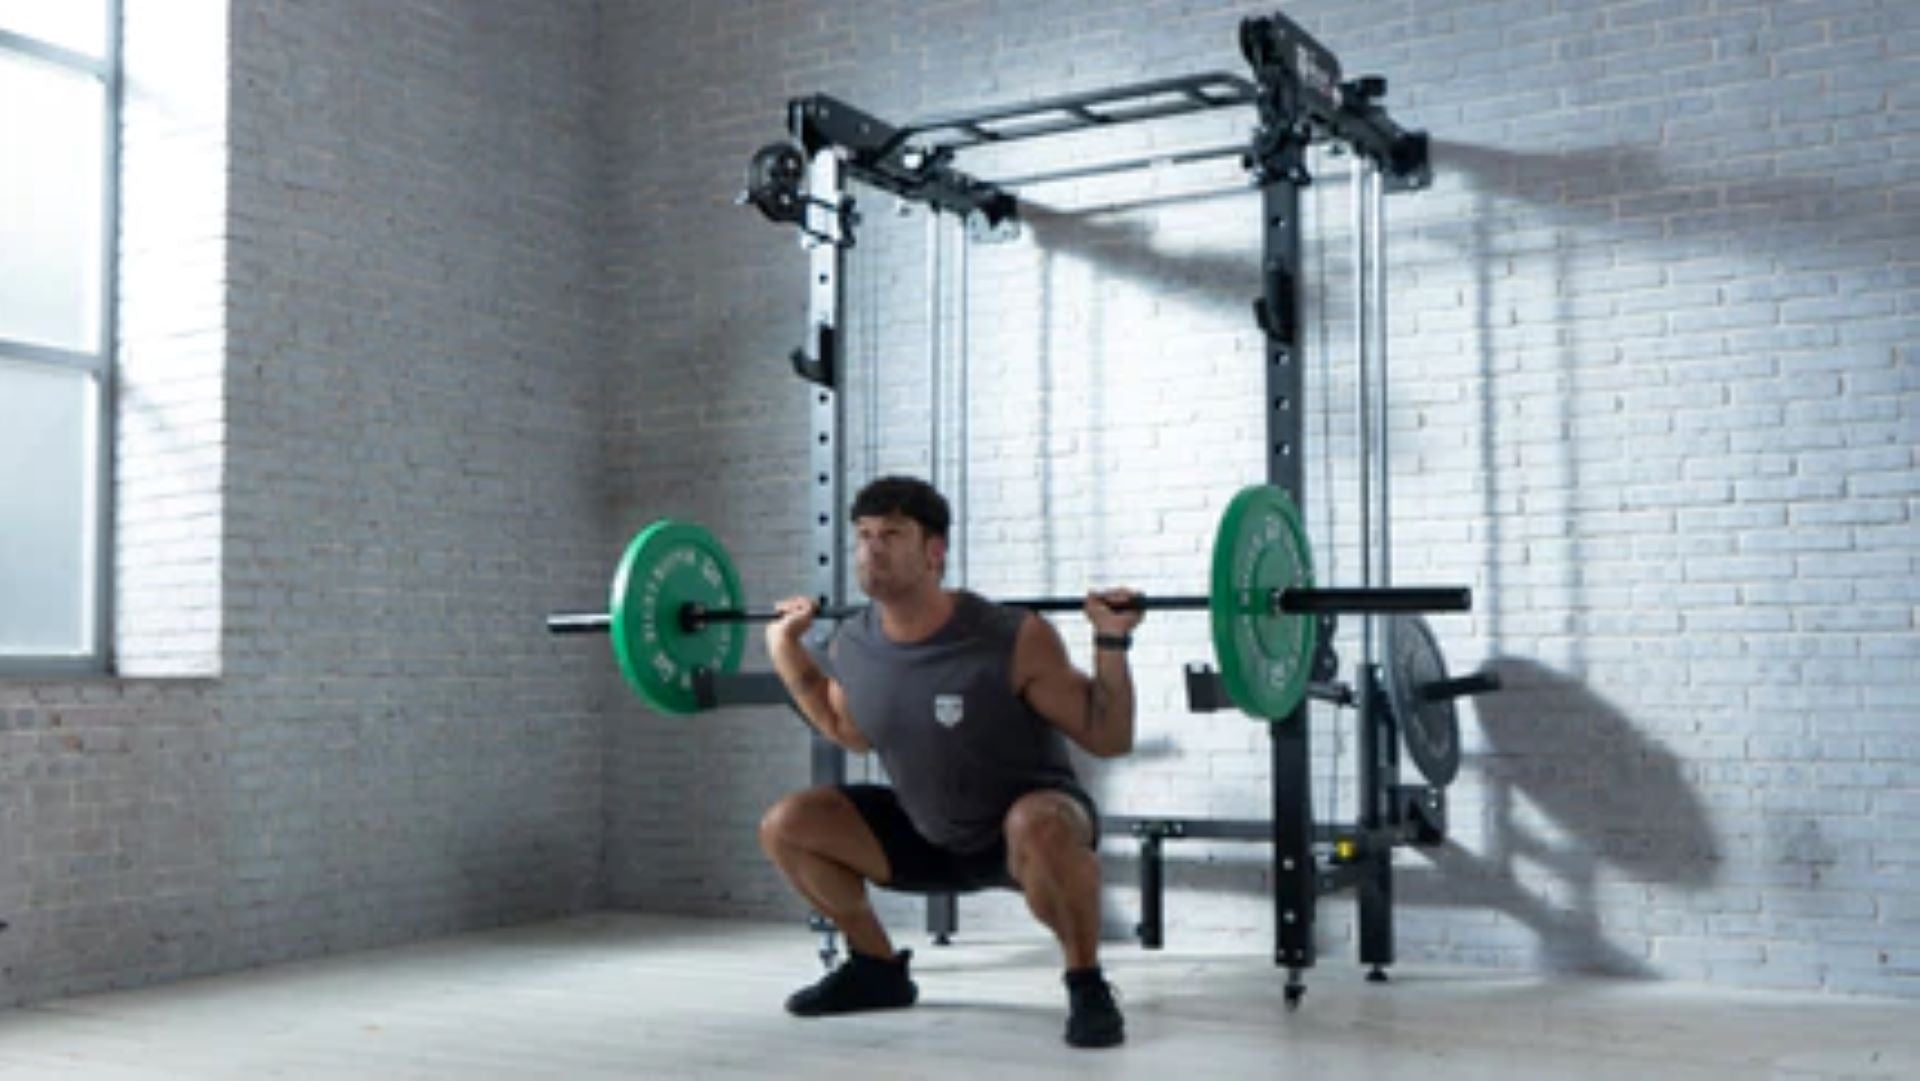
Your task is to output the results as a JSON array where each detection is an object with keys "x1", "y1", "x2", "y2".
[{"x1": 731, "y1": 8, "x2": 1438, "y2": 1001}]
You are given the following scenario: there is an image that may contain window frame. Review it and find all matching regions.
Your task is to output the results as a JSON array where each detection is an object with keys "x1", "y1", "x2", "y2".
[{"x1": 0, "y1": 3, "x2": 121, "y2": 677}]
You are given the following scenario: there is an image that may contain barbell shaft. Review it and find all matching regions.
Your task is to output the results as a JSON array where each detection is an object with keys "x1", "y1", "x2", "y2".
[
  {"x1": 532, "y1": 586, "x2": 1471, "y2": 636},
  {"x1": 684, "y1": 596, "x2": 1191, "y2": 626},
  {"x1": 694, "y1": 586, "x2": 1468, "y2": 623}
]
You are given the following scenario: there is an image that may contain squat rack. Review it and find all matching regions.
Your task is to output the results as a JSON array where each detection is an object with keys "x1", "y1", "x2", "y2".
[{"x1": 728, "y1": 10, "x2": 1483, "y2": 1007}]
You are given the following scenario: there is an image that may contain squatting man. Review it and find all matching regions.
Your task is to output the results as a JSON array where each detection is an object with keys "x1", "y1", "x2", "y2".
[{"x1": 761, "y1": 475, "x2": 1140, "y2": 1049}]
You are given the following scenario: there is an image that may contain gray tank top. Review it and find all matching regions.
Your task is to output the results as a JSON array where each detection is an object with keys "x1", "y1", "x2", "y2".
[{"x1": 816, "y1": 591, "x2": 1082, "y2": 853}]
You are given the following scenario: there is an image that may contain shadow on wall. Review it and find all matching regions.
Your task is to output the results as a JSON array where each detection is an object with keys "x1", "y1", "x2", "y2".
[
  {"x1": 1436, "y1": 136, "x2": 1896, "y2": 242},
  {"x1": 1407, "y1": 140, "x2": 1735, "y2": 974},
  {"x1": 1091, "y1": 656, "x2": 1719, "y2": 976},
  {"x1": 1017, "y1": 194, "x2": 1331, "y2": 587},
  {"x1": 1020, "y1": 195, "x2": 1264, "y2": 325},
  {"x1": 1396, "y1": 656, "x2": 1720, "y2": 977},
  {"x1": 975, "y1": 196, "x2": 1270, "y2": 601},
  {"x1": 1436, "y1": 135, "x2": 1899, "y2": 674},
  {"x1": 1475, "y1": 658, "x2": 1720, "y2": 889}
]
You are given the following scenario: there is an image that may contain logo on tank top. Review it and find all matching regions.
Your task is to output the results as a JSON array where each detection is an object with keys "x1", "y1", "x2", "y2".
[{"x1": 933, "y1": 693, "x2": 965, "y2": 727}]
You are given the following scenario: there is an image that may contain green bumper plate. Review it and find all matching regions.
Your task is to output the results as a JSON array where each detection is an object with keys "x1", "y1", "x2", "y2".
[
  {"x1": 609, "y1": 520, "x2": 746, "y2": 715},
  {"x1": 1210, "y1": 485, "x2": 1316, "y2": 719}
]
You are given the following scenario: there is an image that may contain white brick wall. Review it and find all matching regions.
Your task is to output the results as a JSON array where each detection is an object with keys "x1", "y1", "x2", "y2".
[
  {"x1": 114, "y1": 0, "x2": 227, "y2": 676},
  {"x1": 0, "y1": 0, "x2": 610, "y2": 1007},
  {"x1": 603, "y1": 0, "x2": 1919, "y2": 1000},
  {"x1": 215, "y1": 0, "x2": 610, "y2": 978}
]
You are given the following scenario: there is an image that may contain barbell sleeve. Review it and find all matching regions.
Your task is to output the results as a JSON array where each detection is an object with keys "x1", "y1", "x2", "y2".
[
  {"x1": 546, "y1": 613, "x2": 613, "y2": 634},
  {"x1": 1279, "y1": 586, "x2": 1471, "y2": 614},
  {"x1": 1421, "y1": 670, "x2": 1503, "y2": 702}
]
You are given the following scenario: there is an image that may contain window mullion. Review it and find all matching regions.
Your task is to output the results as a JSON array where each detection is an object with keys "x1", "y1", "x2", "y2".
[
  {"x1": 0, "y1": 28, "x2": 109, "y2": 79},
  {"x1": 0, "y1": 339, "x2": 109, "y2": 376}
]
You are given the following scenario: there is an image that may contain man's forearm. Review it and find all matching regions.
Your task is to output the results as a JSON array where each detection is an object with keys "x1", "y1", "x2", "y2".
[{"x1": 1085, "y1": 651, "x2": 1136, "y2": 756}]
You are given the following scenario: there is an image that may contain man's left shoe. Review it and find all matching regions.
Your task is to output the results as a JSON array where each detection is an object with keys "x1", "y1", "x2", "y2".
[{"x1": 1063, "y1": 966, "x2": 1125, "y2": 1048}]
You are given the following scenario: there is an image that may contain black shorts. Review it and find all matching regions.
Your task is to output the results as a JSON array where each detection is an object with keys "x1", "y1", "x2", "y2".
[{"x1": 839, "y1": 782, "x2": 1100, "y2": 894}]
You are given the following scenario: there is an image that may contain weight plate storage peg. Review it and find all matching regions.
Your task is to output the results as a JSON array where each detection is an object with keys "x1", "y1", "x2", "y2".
[
  {"x1": 608, "y1": 520, "x2": 747, "y2": 715},
  {"x1": 1381, "y1": 615, "x2": 1461, "y2": 786},
  {"x1": 1209, "y1": 484, "x2": 1317, "y2": 718},
  {"x1": 744, "y1": 141, "x2": 807, "y2": 225}
]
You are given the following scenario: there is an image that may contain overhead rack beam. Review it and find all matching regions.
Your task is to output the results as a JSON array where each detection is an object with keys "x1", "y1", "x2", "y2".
[{"x1": 892, "y1": 71, "x2": 1258, "y2": 153}]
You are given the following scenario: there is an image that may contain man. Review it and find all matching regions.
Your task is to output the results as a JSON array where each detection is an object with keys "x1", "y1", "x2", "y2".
[{"x1": 760, "y1": 475, "x2": 1141, "y2": 1049}]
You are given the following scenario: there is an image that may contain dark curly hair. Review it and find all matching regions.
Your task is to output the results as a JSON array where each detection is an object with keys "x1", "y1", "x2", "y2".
[{"x1": 850, "y1": 475, "x2": 950, "y2": 540}]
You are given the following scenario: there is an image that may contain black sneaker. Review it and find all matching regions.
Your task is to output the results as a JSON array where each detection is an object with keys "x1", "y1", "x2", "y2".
[
  {"x1": 1064, "y1": 967, "x2": 1125, "y2": 1048},
  {"x1": 785, "y1": 949, "x2": 918, "y2": 1017}
]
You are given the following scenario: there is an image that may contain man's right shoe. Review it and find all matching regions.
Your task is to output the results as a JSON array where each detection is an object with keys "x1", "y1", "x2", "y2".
[{"x1": 785, "y1": 949, "x2": 919, "y2": 1017}]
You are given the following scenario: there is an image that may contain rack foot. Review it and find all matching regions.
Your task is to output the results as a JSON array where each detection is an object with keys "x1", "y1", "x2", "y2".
[{"x1": 1284, "y1": 970, "x2": 1307, "y2": 1011}]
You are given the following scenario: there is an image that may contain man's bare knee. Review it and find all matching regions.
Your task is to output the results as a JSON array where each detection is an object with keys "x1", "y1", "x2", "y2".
[
  {"x1": 1005, "y1": 793, "x2": 1092, "y2": 880},
  {"x1": 759, "y1": 796, "x2": 800, "y2": 855},
  {"x1": 761, "y1": 787, "x2": 839, "y2": 853},
  {"x1": 760, "y1": 787, "x2": 891, "y2": 883}
]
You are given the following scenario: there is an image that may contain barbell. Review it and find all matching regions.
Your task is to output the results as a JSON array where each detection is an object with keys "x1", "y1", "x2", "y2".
[{"x1": 547, "y1": 485, "x2": 1471, "y2": 719}]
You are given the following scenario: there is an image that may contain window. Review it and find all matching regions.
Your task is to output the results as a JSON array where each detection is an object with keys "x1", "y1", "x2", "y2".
[{"x1": 0, "y1": 2, "x2": 118, "y2": 673}]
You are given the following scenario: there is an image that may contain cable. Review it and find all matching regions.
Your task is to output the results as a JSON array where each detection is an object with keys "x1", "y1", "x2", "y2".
[
  {"x1": 926, "y1": 209, "x2": 943, "y2": 499},
  {"x1": 956, "y1": 215, "x2": 971, "y2": 589}
]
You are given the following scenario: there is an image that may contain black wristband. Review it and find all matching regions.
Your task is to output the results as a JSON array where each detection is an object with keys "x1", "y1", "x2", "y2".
[{"x1": 1093, "y1": 633, "x2": 1132, "y2": 652}]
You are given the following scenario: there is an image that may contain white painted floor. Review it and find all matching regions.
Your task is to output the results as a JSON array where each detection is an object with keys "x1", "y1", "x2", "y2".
[{"x1": 0, "y1": 913, "x2": 1914, "y2": 1079}]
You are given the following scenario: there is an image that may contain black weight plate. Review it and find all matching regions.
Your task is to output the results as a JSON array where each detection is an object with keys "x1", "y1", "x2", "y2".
[{"x1": 1382, "y1": 614, "x2": 1460, "y2": 786}]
